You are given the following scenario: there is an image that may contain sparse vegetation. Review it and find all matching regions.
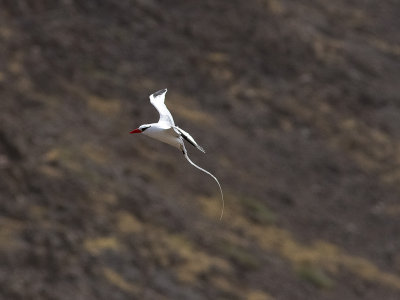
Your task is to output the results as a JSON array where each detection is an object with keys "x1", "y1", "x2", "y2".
[
  {"x1": 1, "y1": 0, "x2": 399, "y2": 299},
  {"x1": 218, "y1": 241, "x2": 261, "y2": 270},
  {"x1": 296, "y1": 264, "x2": 334, "y2": 289},
  {"x1": 239, "y1": 197, "x2": 277, "y2": 224}
]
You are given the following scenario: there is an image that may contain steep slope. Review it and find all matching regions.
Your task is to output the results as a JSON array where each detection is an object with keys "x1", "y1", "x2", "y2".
[{"x1": 1, "y1": 1, "x2": 400, "y2": 299}]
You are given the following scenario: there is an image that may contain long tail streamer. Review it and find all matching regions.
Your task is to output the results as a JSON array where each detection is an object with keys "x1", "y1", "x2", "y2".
[{"x1": 181, "y1": 143, "x2": 224, "y2": 220}]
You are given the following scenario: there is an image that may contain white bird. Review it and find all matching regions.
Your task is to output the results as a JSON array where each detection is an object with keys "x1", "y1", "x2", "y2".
[{"x1": 130, "y1": 88, "x2": 224, "y2": 220}]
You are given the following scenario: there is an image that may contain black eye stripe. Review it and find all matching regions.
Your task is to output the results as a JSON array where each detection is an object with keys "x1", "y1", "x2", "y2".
[{"x1": 141, "y1": 126, "x2": 151, "y2": 132}]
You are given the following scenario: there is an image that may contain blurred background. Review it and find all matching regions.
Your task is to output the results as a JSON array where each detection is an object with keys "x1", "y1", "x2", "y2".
[{"x1": 1, "y1": 1, "x2": 400, "y2": 299}]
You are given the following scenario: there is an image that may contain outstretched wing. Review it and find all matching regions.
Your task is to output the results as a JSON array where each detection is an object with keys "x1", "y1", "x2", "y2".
[
  {"x1": 175, "y1": 126, "x2": 205, "y2": 153},
  {"x1": 149, "y1": 89, "x2": 175, "y2": 126}
]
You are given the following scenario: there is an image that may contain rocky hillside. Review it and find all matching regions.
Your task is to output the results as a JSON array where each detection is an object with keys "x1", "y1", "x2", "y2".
[{"x1": 1, "y1": 1, "x2": 400, "y2": 299}]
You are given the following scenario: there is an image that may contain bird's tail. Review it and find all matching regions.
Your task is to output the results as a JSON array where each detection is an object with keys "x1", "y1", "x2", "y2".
[{"x1": 181, "y1": 143, "x2": 224, "y2": 220}]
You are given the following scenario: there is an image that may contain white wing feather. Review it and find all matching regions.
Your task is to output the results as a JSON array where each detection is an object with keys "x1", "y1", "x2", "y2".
[{"x1": 149, "y1": 89, "x2": 175, "y2": 126}]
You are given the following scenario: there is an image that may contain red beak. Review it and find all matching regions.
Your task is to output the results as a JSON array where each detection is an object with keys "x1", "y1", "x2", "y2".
[{"x1": 130, "y1": 128, "x2": 142, "y2": 134}]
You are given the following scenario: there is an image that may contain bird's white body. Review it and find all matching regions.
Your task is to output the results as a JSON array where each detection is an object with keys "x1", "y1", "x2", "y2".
[
  {"x1": 131, "y1": 88, "x2": 223, "y2": 219},
  {"x1": 142, "y1": 125, "x2": 181, "y2": 149}
]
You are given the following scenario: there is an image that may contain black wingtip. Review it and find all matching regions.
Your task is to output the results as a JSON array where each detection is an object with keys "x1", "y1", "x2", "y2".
[{"x1": 152, "y1": 88, "x2": 167, "y2": 97}]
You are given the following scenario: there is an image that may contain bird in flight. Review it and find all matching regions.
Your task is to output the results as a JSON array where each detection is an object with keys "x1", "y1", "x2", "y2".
[{"x1": 130, "y1": 89, "x2": 224, "y2": 220}]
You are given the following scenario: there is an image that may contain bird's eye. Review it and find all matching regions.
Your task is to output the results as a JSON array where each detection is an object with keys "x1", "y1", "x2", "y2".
[{"x1": 141, "y1": 126, "x2": 150, "y2": 132}]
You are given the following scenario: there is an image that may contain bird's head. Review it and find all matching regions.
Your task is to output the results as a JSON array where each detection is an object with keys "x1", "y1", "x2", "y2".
[{"x1": 130, "y1": 124, "x2": 151, "y2": 134}]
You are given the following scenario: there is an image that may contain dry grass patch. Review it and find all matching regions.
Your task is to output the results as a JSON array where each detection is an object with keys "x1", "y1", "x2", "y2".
[
  {"x1": 84, "y1": 236, "x2": 122, "y2": 255},
  {"x1": 102, "y1": 267, "x2": 138, "y2": 294}
]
